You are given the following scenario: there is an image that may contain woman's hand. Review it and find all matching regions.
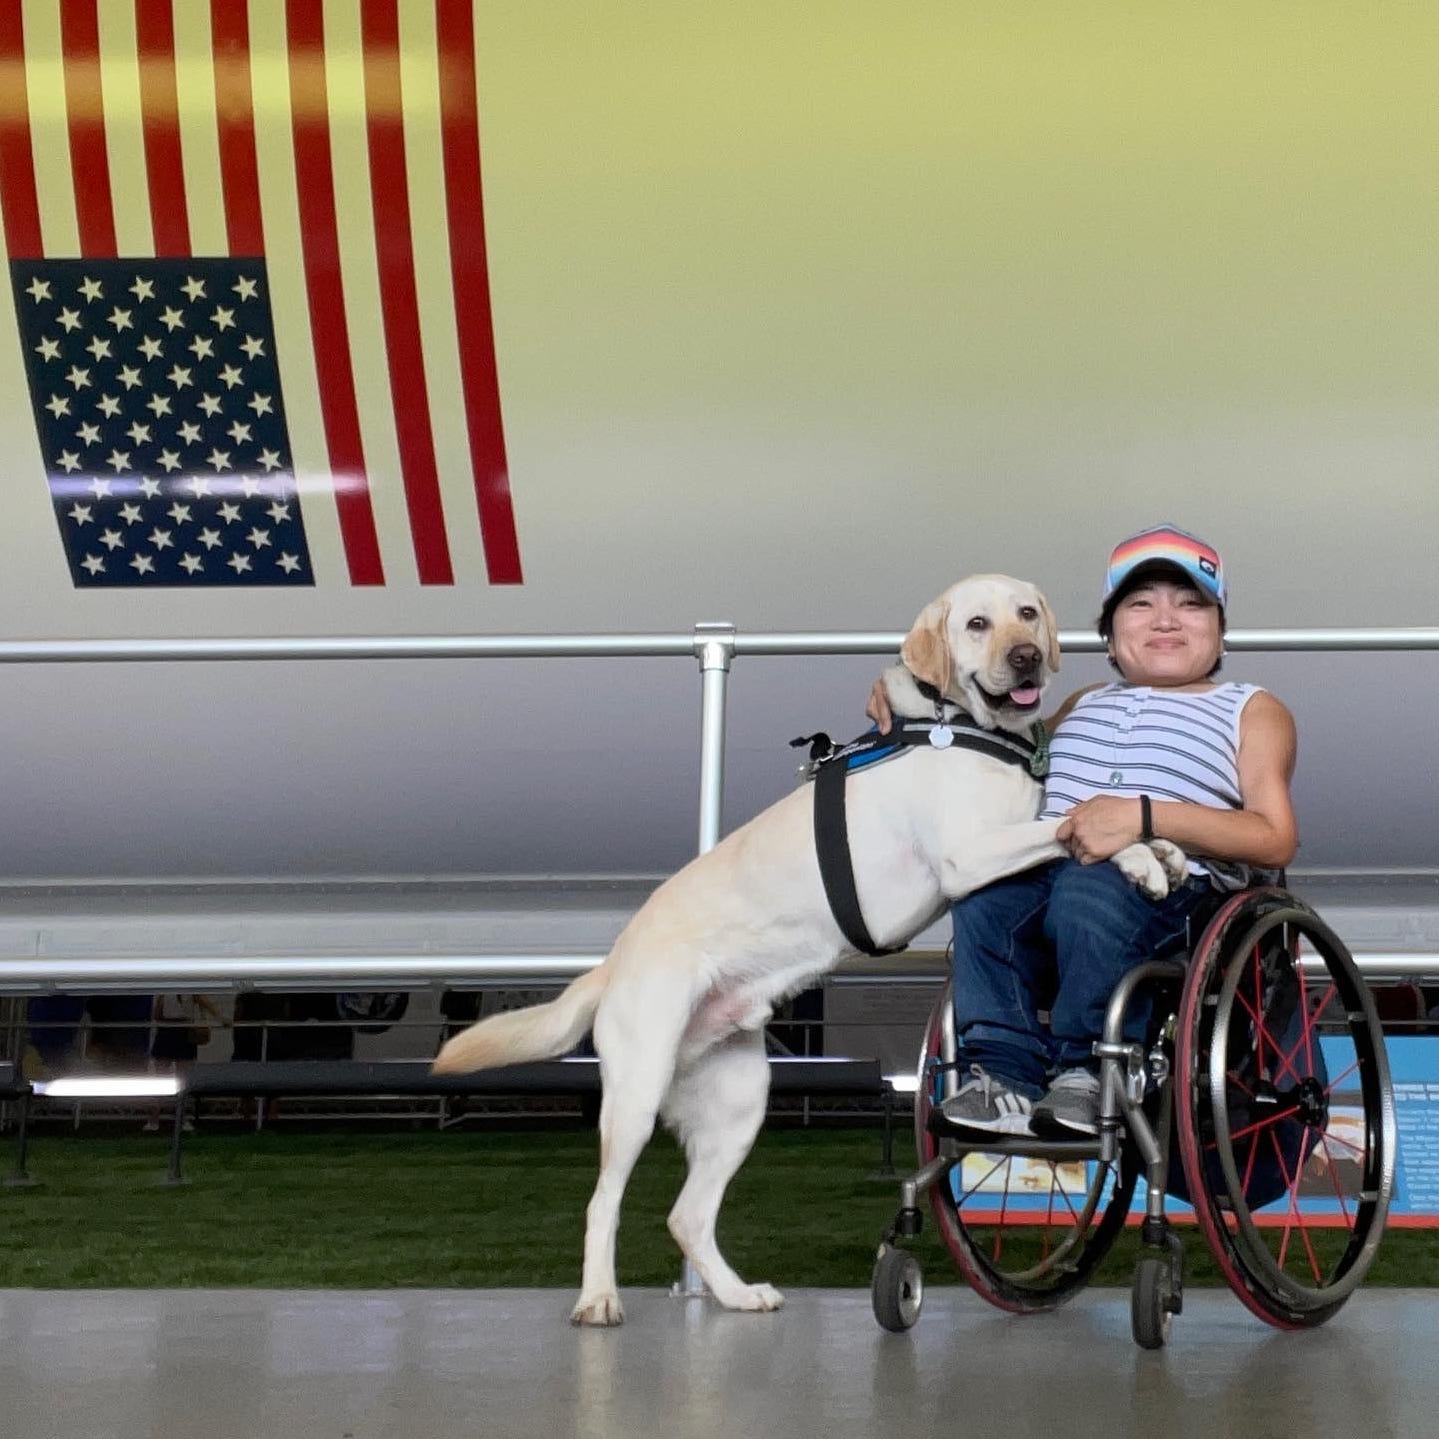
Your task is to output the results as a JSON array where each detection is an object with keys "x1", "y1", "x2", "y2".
[
  {"x1": 865, "y1": 678, "x2": 893, "y2": 734},
  {"x1": 1056, "y1": 796, "x2": 1143, "y2": 863}
]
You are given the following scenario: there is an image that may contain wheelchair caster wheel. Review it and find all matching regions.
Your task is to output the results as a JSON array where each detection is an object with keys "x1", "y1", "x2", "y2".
[
  {"x1": 1132, "y1": 1253, "x2": 1177, "y2": 1350},
  {"x1": 871, "y1": 1244, "x2": 924, "y2": 1332}
]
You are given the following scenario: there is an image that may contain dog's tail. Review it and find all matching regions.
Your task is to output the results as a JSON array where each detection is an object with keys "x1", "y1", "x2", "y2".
[{"x1": 431, "y1": 964, "x2": 610, "y2": 1074}]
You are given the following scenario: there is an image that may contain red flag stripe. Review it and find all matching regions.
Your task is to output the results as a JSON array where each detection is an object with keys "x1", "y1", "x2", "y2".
[
  {"x1": 285, "y1": 0, "x2": 386, "y2": 586},
  {"x1": 436, "y1": 0, "x2": 523, "y2": 585},
  {"x1": 360, "y1": 0, "x2": 453, "y2": 586},
  {"x1": 0, "y1": 5, "x2": 42, "y2": 257},
  {"x1": 59, "y1": 0, "x2": 116, "y2": 258},
  {"x1": 210, "y1": 0, "x2": 264, "y2": 257},
  {"x1": 135, "y1": 0, "x2": 190, "y2": 257}
]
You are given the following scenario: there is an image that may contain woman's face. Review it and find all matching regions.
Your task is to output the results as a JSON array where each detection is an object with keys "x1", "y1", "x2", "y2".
[{"x1": 1107, "y1": 577, "x2": 1223, "y2": 688}]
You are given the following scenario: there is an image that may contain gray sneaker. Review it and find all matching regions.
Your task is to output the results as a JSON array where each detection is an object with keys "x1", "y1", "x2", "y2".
[
  {"x1": 1032, "y1": 1068, "x2": 1101, "y2": 1136},
  {"x1": 940, "y1": 1064, "x2": 1034, "y2": 1136}
]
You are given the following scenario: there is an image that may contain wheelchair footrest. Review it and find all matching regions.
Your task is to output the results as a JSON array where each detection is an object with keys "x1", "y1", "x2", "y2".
[{"x1": 925, "y1": 1109, "x2": 1101, "y2": 1162}]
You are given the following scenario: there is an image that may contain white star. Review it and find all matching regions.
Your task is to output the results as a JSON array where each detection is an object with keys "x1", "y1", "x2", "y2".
[
  {"x1": 139, "y1": 477, "x2": 162, "y2": 498},
  {"x1": 197, "y1": 527, "x2": 222, "y2": 549},
  {"x1": 179, "y1": 553, "x2": 203, "y2": 574},
  {"x1": 239, "y1": 335, "x2": 265, "y2": 360},
  {"x1": 44, "y1": 395, "x2": 70, "y2": 418},
  {"x1": 257, "y1": 448, "x2": 282, "y2": 471},
  {"x1": 218, "y1": 363, "x2": 243, "y2": 389},
  {"x1": 188, "y1": 334, "x2": 215, "y2": 361},
  {"x1": 129, "y1": 276, "x2": 156, "y2": 302},
  {"x1": 277, "y1": 552, "x2": 303, "y2": 574},
  {"x1": 68, "y1": 503, "x2": 94, "y2": 526},
  {"x1": 210, "y1": 305, "x2": 236, "y2": 332},
  {"x1": 89, "y1": 477, "x2": 113, "y2": 499},
  {"x1": 206, "y1": 447, "x2": 232, "y2": 471},
  {"x1": 107, "y1": 306, "x2": 133, "y2": 331},
  {"x1": 233, "y1": 275, "x2": 259, "y2": 301},
  {"x1": 106, "y1": 449, "x2": 132, "y2": 472},
  {"x1": 240, "y1": 477, "x2": 261, "y2": 497},
  {"x1": 34, "y1": 336, "x2": 61, "y2": 362},
  {"x1": 84, "y1": 335, "x2": 112, "y2": 361},
  {"x1": 118, "y1": 502, "x2": 144, "y2": 525},
  {"x1": 159, "y1": 306, "x2": 186, "y2": 332},
  {"x1": 198, "y1": 393, "x2": 223, "y2": 417},
  {"x1": 57, "y1": 307, "x2": 82, "y2": 332},
  {"x1": 96, "y1": 393, "x2": 122, "y2": 417},
  {"x1": 146, "y1": 393, "x2": 173, "y2": 418},
  {"x1": 65, "y1": 364, "x2": 91, "y2": 389},
  {"x1": 125, "y1": 421, "x2": 152, "y2": 446},
  {"x1": 149, "y1": 527, "x2": 174, "y2": 550},
  {"x1": 76, "y1": 422, "x2": 102, "y2": 446},
  {"x1": 187, "y1": 476, "x2": 213, "y2": 498},
  {"x1": 99, "y1": 528, "x2": 124, "y2": 551},
  {"x1": 81, "y1": 554, "x2": 106, "y2": 576},
  {"x1": 167, "y1": 364, "x2": 193, "y2": 389},
  {"x1": 181, "y1": 276, "x2": 207, "y2": 302},
  {"x1": 247, "y1": 392, "x2": 273, "y2": 416},
  {"x1": 267, "y1": 501, "x2": 292, "y2": 523},
  {"x1": 25, "y1": 277, "x2": 52, "y2": 303},
  {"x1": 217, "y1": 501, "x2": 242, "y2": 523},
  {"x1": 167, "y1": 502, "x2": 193, "y2": 524},
  {"x1": 138, "y1": 335, "x2": 164, "y2": 360},
  {"x1": 226, "y1": 421, "x2": 252, "y2": 445},
  {"x1": 117, "y1": 365, "x2": 143, "y2": 390},
  {"x1": 177, "y1": 421, "x2": 203, "y2": 445},
  {"x1": 79, "y1": 276, "x2": 103, "y2": 302},
  {"x1": 157, "y1": 449, "x2": 182, "y2": 472},
  {"x1": 129, "y1": 552, "x2": 155, "y2": 575},
  {"x1": 247, "y1": 526, "x2": 272, "y2": 549},
  {"x1": 226, "y1": 551, "x2": 252, "y2": 573},
  {"x1": 56, "y1": 449, "x2": 81, "y2": 472}
]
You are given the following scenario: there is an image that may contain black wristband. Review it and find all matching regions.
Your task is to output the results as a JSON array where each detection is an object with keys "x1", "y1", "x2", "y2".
[{"x1": 1139, "y1": 794, "x2": 1154, "y2": 841}]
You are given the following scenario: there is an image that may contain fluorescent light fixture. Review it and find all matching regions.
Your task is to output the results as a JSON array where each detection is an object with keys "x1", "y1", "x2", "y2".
[
  {"x1": 34, "y1": 1075, "x2": 182, "y2": 1098},
  {"x1": 884, "y1": 1073, "x2": 919, "y2": 1093}
]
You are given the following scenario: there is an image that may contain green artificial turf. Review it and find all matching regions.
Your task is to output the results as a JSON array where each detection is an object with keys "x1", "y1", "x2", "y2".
[{"x1": 0, "y1": 1127, "x2": 1432, "y2": 1290}]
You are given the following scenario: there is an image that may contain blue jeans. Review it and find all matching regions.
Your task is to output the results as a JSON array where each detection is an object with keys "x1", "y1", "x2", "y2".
[{"x1": 950, "y1": 858, "x2": 1211, "y2": 1096}]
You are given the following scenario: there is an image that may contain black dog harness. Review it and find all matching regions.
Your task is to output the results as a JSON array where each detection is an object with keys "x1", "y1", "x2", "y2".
[{"x1": 791, "y1": 703, "x2": 1048, "y2": 957}]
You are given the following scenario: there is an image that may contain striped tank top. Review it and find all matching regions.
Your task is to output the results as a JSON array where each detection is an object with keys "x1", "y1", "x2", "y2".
[{"x1": 1038, "y1": 681, "x2": 1267, "y2": 889}]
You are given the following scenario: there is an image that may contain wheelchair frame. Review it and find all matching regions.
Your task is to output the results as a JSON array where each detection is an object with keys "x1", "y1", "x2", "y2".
[{"x1": 871, "y1": 886, "x2": 1396, "y2": 1348}]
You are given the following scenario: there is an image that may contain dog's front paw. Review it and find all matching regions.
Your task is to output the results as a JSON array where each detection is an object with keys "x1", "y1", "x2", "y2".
[
  {"x1": 1110, "y1": 842, "x2": 1170, "y2": 900},
  {"x1": 726, "y1": 1282, "x2": 785, "y2": 1312},
  {"x1": 570, "y1": 1291, "x2": 624, "y2": 1327},
  {"x1": 1149, "y1": 839, "x2": 1189, "y2": 889}
]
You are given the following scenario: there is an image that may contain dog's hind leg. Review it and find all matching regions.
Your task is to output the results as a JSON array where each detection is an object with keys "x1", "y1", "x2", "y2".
[
  {"x1": 571, "y1": 977, "x2": 690, "y2": 1328},
  {"x1": 661, "y1": 1030, "x2": 783, "y2": 1313}
]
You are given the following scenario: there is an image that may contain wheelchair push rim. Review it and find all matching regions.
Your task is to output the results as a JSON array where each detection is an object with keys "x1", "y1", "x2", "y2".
[
  {"x1": 916, "y1": 987, "x2": 1137, "y2": 1313},
  {"x1": 1175, "y1": 888, "x2": 1396, "y2": 1328}
]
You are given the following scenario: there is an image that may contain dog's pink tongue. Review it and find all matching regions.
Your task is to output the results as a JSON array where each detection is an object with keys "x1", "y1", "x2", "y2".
[{"x1": 1010, "y1": 685, "x2": 1041, "y2": 706}]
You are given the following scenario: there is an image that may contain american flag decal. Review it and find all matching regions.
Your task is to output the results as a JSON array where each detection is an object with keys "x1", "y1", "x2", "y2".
[
  {"x1": 0, "y1": 1, "x2": 523, "y2": 588},
  {"x1": 13, "y1": 257, "x2": 312, "y2": 587}
]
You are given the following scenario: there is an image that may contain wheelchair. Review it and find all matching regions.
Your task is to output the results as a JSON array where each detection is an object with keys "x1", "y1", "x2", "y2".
[{"x1": 871, "y1": 885, "x2": 1396, "y2": 1348}]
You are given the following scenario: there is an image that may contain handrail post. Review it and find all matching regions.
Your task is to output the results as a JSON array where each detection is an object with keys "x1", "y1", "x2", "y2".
[{"x1": 673, "y1": 622, "x2": 736, "y2": 1300}]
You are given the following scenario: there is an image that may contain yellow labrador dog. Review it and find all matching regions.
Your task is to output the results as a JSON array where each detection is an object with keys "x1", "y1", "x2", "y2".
[{"x1": 434, "y1": 575, "x2": 1185, "y2": 1326}]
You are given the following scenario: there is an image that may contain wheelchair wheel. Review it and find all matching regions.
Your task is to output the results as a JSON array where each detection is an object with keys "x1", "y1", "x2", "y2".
[
  {"x1": 916, "y1": 987, "x2": 1138, "y2": 1313},
  {"x1": 871, "y1": 1244, "x2": 924, "y2": 1331},
  {"x1": 1174, "y1": 888, "x2": 1395, "y2": 1329}
]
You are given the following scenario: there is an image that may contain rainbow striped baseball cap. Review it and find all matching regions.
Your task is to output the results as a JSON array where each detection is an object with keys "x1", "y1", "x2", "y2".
[{"x1": 1103, "y1": 524, "x2": 1226, "y2": 609}]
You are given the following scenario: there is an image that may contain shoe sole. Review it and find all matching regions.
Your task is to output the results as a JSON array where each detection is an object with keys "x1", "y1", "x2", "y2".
[
  {"x1": 1030, "y1": 1110, "x2": 1098, "y2": 1138},
  {"x1": 940, "y1": 1112, "x2": 1034, "y2": 1138}
]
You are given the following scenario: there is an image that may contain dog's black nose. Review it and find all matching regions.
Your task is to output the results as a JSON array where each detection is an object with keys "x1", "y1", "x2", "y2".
[{"x1": 1008, "y1": 643, "x2": 1041, "y2": 673}]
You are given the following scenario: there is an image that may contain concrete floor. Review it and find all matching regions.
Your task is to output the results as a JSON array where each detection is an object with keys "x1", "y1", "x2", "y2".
[{"x1": 0, "y1": 1286, "x2": 1432, "y2": 1439}]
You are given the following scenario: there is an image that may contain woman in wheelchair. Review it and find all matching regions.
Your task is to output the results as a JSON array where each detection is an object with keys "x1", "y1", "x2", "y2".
[
  {"x1": 870, "y1": 524, "x2": 1298, "y2": 1136},
  {"x1": 868, "y1": 526, "x2": 1394, "y2": 1344}
]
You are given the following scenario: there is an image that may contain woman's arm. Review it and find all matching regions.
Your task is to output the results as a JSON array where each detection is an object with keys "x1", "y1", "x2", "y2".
[{"x1": 1057, "y1": 691, "x2": 1299, "y2": 869}]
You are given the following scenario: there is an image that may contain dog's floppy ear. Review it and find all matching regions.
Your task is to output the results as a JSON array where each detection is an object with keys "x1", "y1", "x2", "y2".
[
  {"x1": 1035, "y1": 591, "x2": 1061, "y2": 673},
  {"x1": 900, "y1": 599, "x2": 953, "y2": 695}
]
